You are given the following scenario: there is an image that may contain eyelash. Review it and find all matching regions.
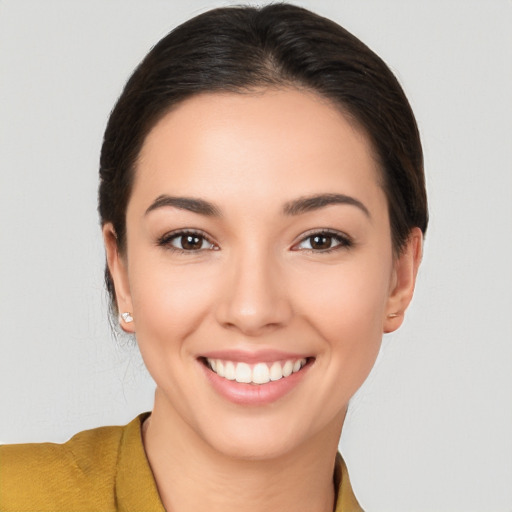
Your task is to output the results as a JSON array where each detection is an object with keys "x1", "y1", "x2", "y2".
[
  {"x1": 291, "y1": 229, "x2": 353, "y2": 254},
  {"x1": 157, "y1": 229, "x2": 353, "y2": 254},
  {"x1": 157, "y1": 230, "x2": 218, "y2": 254}
]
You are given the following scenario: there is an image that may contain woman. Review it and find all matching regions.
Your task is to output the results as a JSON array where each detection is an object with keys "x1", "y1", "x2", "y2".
[{"x1": 0, "y1": 4, "x2": 426, "y2": 511}]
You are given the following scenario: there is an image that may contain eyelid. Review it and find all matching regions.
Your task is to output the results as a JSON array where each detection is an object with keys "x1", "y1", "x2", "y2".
[
  {"x1": 157, "y1": 228, "x2": 219, "y2": 251},
  {"x1": 290, "y1": 228, "x2": 353, "y2": 252},
  {"x1": 156, "y1": 228, "x2": 352, "y2": 253}
]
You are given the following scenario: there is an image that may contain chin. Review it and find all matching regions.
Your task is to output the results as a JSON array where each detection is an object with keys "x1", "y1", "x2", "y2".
[
  {"x1": 205, "y1": 426, "x2": 304, "y2": 462},
  {"x1": 196, "y1": 407, "x2": 335, "y2": 463}
]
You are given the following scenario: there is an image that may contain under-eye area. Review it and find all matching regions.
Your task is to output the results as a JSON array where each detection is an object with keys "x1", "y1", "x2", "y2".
[{"x1": 198, "y1": 357, "x2": 315, "y2": 385}]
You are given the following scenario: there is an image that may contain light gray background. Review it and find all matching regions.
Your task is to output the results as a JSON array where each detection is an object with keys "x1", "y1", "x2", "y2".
[{"x1": 1, "y1": 1, "x2": 511, "y2": 511}]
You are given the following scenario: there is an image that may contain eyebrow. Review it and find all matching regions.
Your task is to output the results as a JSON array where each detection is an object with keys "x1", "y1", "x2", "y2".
[
  {"x1": 145, "y1": 192, "x2": 370, "y2": 219},
  {"x1": 282, "y1": 193, "x2": 371, "y2": 218},
  {"x1": 145, "y1": 195, "x2": 222, "y2": 217}
]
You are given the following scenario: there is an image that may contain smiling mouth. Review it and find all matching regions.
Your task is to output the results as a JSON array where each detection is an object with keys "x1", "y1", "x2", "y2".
[{"x1": 200, "y1": 357, "x2": 310, "y2": 385}]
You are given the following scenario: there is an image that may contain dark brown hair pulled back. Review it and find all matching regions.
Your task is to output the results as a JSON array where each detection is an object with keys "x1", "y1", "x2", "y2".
[{"x1": 99, "y1": 3, "x2": 428, "y2": 314}]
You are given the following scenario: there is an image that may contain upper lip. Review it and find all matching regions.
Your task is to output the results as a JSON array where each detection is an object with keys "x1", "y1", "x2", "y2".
[{"x1": 199, "y1": 349, "x2": 312, "y2": 364}]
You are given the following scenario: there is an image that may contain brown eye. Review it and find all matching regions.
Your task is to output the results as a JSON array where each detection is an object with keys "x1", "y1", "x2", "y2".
[
  {"x1": 310, "y1": 234, "x2": 333, "y2": 250},
  {"x1": 293, "y1": 231, "x2": 352, "y2": 252},
  {"x1": 181, "y1": 234, "x2": 204, "y2": 250},
  {"x1": 159, "y1": 231, "x2": 216, "y2": 251}
]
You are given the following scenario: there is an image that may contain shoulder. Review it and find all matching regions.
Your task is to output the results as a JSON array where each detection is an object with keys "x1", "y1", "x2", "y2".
[
  {"x1": 334, "y1": 453, "x2": 364, "y2": 512},
  {"x1": 0, "y1": 419, "x2": 132, "y2": 511}
]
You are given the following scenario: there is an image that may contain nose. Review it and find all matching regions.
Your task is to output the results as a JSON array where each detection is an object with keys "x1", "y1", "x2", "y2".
[{"x1": 215, "y1": 246, "x2": 293, "y2": 336}]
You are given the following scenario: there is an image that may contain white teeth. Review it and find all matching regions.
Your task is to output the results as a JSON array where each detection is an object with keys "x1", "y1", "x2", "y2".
[
  {"x1": 293, "y1": 360, "x2": 302, "y2": 372},
  {"x1": 282, "y1": 360, "x2": 293, "y2": 377},
  {"x1": 207, "y1": 358, "x2": 307, "y2": 385},
  {"x1": 235, "y1": 362, "x2": 252, "y2": 383},
  {"x1": 269, "y1": 361, "x2": 283, "y2": 381},
  {"x1": 224, "y1": 361, "x2": 236, "y2": 381},
  {"x1": 252, "y1": 363, "x2": 270, "y2": 384}
]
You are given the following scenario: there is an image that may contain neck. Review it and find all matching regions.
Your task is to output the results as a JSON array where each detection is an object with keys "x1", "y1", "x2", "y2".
[{"x1": 142, "y1": 390, "x2": 345, "y2": 512}]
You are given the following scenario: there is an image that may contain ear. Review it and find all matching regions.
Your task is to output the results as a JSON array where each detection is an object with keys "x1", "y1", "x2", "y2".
[
  {"x1": 383, "y1": 227, "x2": 423, "y2": 333},
  {"x1": 102, "y1": 223, "x2": 135, "y2": 333}
]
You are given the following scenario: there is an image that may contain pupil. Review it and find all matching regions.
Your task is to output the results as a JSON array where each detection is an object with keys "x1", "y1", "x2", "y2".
[
  {"x1": 312, "y1": 235, "x2": 331, "y2": 250},
  {"x1": 182, "y1": 235, "x2": 201, "y2": 250}
]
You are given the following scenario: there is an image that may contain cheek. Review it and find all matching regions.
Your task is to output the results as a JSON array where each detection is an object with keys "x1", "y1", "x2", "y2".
[
  {"x1": 128, "y1": 258, "x2": 219, "y2": 347},
  {"x1": 294, "y1": 254, "x2": 392, "y2": 355}
]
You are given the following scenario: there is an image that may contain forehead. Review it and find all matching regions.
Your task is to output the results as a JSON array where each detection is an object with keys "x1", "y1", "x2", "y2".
[{"x1": 132, "y1": 88, "x2": 383, "y2": 213}]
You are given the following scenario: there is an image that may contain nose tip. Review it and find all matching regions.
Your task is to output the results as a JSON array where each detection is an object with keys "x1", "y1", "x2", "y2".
[
  {"x1": 222, "y1": 302, "x2": 287, "y2": 336},
  {"x1": 215, "y1": 257, "x2": 292, "y2": 336}
]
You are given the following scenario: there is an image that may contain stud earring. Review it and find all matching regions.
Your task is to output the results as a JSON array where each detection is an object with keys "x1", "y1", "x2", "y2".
[
  {"x1": 387, "y1": 312, "x2": 399, "y2": 318},
  {"x1": 121, "y1": 312, "x2": 133, "y2": 323}
]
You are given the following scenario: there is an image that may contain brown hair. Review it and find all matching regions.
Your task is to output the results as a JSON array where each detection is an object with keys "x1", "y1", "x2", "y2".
[{"x1": 99, "y1": 3, "x2": 428, "y2": 313}]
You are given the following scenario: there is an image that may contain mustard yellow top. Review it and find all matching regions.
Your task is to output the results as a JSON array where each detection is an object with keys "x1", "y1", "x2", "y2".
[{"x1": 0, "y1": 413, "x2": 362, "y2": 511}]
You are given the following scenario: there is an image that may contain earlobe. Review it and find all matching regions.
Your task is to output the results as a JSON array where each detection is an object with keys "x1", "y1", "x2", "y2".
[
  {"x1": 102, "y1": 223, "x2": 135, "y2": 333},
  {"x1": 384, "y1": 227, "x2": 423, "y2": 334}
]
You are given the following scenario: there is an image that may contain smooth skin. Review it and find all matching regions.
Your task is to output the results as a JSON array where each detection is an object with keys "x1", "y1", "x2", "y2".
[{"x1": 104, "y1": 88, "x2": 422, "y2": 512}]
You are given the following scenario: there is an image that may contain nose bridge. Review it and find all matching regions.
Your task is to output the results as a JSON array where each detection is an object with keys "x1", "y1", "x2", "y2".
[{"x1": 216, "y1": 242, "x2": 291, "y2": 335}]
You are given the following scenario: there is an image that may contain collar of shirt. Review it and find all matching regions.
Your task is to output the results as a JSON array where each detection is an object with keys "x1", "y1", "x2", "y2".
[{"x1": 115, "y1": 413, "x2": 363, "y2": 512}]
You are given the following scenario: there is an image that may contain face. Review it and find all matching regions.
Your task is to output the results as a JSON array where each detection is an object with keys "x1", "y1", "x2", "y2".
[{"x1": 105, "y1": 88, "x2": 421, "y2": 460}]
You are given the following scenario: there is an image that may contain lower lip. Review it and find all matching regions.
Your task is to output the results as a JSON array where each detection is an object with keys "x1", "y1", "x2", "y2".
[{"x1": 200, "y1": 360, "x2": 311, "y2": 406}]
